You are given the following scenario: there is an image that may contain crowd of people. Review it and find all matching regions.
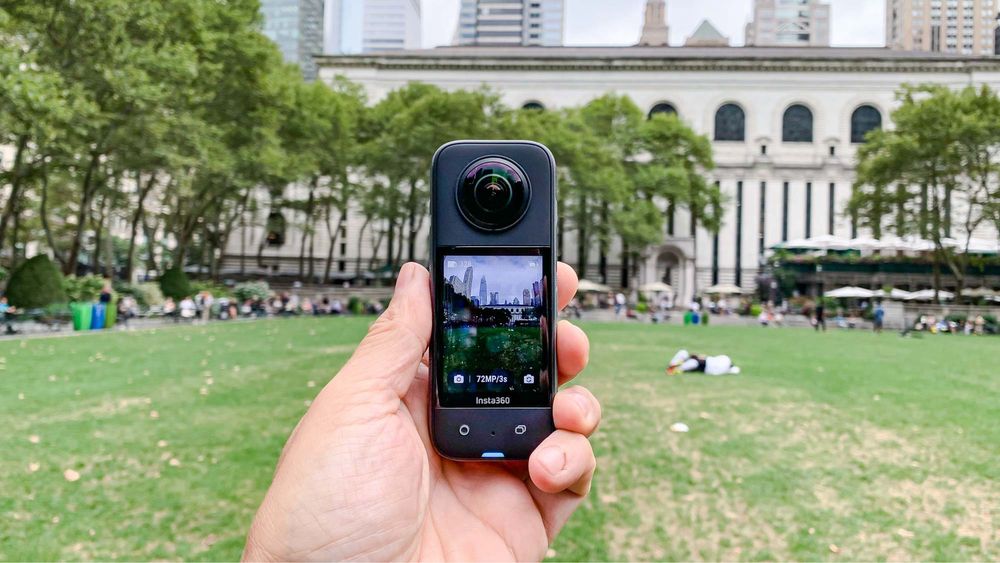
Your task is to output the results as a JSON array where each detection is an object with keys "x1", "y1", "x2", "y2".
[{"x1": 157, "y1": 291, "x2": 386, "y2": 324}]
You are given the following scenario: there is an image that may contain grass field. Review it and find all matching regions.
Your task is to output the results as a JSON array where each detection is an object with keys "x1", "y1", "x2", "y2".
[{"x1": 1, "y1": 318, "x2": 997, "y2": 561}]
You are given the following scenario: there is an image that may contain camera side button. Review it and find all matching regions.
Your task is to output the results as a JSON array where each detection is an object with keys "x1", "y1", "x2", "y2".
[{"x1": 458, "y1": 424, "x2": 470, "y2": 437}]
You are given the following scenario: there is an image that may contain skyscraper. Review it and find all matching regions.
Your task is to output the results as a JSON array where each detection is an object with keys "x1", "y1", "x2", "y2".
[
  {"x1": 523, "y1": 289, "x2": 531, "y2": 305},
  {"x1": 479, "y1": 277, "x2": 488, "y2": 306},
  {"x1": 637, "y1": 0, "x2": 670, "y2": 46},
  {"x1": 745, "y1": 0, "x2": 831, "y2": 47},
  {"x1": 462, "y1": 267, "x2": 475, "y2": 298},
  {"x1": 260, "y1": 0, "x2": 325, "y2": 79},
  {"x1": 886, "y1": 0, "x2": 996, "y2": 55},
  {"x1": 323, "y1": 0, "x2": 421, "y2": 55},
  {"x1": 455, "y1": 0, "x2": 565, "y2": 46}
]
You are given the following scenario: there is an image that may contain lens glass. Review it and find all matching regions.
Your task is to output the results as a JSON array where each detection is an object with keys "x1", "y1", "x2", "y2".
[{"x1": 457, "y1": 160, "x2": 529, "y2": 230}]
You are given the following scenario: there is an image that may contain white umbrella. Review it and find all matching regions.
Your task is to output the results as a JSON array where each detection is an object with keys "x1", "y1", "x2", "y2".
[
  {"x1": 639, "y1": 282, "x2": 674, "y2": 293},
  {"x1": 576, "y1": 279, "x2": 612, "y2": 293},
  {"x1": 874, "y1": 287, "x2": 914, "y2": 300},
  {"x1": 962, "y1": 286, "x2": 997, "y2": 298},
  {"x1": 848, "y1": 236, "x2": 881, "y2": 250},
  {"x1": 824, "y1": 286, "x2": 875, "y2": 299},
  {"x1": 905, "y1": 289, "x2": 955, "y2": 301},
  {"x1": 703, "y1": 283, "x2": 745, "y2": 295},
  {"x1": 809, "y1": 235, "x2": 854, "y2": 250}
]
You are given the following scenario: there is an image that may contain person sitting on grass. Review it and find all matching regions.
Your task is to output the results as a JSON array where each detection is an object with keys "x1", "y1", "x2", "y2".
[{"x1": 666, "y1": 349, "x2": 741, "y2": 376}]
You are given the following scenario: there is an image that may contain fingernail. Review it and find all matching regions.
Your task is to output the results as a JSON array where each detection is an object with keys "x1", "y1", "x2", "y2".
[
  {"x1": 395, "y1": 263, "x2": 416, "y2": 290},
  {"x1": 537, "y1": 446, "x2": 565, "y2": 475},
  {"x1": 571, "y1": 389, "x2": 591, "y2": 418}
]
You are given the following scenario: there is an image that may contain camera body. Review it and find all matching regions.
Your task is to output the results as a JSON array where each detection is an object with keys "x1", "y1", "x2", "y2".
[{"x1": 430, "y1": 141, "x2": 557, "y2": 461}]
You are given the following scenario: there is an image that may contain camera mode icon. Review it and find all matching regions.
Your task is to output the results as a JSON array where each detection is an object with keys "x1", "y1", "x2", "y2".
[
  {"x1": 523, "y1": 374, "x2": 535, "y2": 384},
  {"x1": 514, "y1": 424, "x2": 527, "y2": 435},
  {"x1": 453, "y1": 374, "x2": 465, "y2": 384}
]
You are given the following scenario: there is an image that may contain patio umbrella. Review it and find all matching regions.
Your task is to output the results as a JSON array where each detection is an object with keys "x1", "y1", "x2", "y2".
[
  {"x1": 703, "y1": 283, "x2": 745, "y2": 295},
  {"x1": 874, "y1": 287, "x2": 914, "y2": 300},
  {"x1": 639, "y1": 282, "x2": 674, "y2": 293},
  {"x1": 576, "y1": 279, "x2": 612, "y2": 293},
  {"x1": 848, "y1": 236, "x2": 881, "y2": 250},
  {"x1": 824, "y1": 286, "x2": 875, "y2": 299},
  {"x1": 905, "y1": 289, "x2": 955, "y2": 301},
  {"x1": 962, "y1": 286, "x2": 997, "y2": 298}
]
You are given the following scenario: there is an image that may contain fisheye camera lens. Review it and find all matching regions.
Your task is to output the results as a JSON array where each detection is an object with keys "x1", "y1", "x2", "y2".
[{"x1": 457, "y1": 159, "x2": 530, "y2": 230}]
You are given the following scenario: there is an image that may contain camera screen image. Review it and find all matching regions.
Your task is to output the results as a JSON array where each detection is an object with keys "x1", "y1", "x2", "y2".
[{"x1": 438, "y1": 253, "x2": 550, "y2": 408}]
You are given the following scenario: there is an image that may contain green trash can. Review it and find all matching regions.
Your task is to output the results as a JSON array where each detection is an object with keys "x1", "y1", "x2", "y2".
[
  {"x1": 104, "y1": 295, "x2": 118, "y2": 329},
  {"x1": 71, "y1": 302, "x2": 92, "y2": 331}
]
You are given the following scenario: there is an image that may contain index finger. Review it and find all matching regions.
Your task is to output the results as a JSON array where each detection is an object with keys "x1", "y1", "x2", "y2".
[{"x1": 556, "y1": 262, "x2": 578, "y2": 311}]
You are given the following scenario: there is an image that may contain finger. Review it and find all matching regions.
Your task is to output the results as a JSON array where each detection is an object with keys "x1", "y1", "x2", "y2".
[
  {"x1": 334, "y1": 262, "x2": 431, "y2": 398},
  {"x1": 553, "y1": 386, "x2": 601, "y2": 437},
  {"x1": 556, "y1": 320, "x2": 589, "y2": 385},
  {"x1": 528, "y1": 430, "x2": 597, "y2": 496},
  {"x1": 556, "y1": 262, "x2": 578, "y2": 311}
]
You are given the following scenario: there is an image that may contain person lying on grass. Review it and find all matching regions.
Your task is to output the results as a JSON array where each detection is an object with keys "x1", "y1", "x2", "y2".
[{"x1": 666, "y1": 349, "x2": 741, "y2": 376}]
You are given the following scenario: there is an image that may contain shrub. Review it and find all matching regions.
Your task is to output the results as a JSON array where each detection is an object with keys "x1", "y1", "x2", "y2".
[
  {"x1": 189, "y1": 280, "x2": 231, "y2": 298},
  {"x1": 113, "y1": 281, "x2": 164, "y2": 307},
  {"x1": 159, "y1": 267, "x2": 191, "y2": 300},
  {"x1": 5, "y1": 255, "x2": 66, "y2": 309},
  {"x1": 749, "y1": 303, "x2": 763, "y2": 317},
  {"x1": 347, "y1": 296, "x2": 364, "y2": 315},
  {"x1": 63, "y1": 275, "x2": 106, "y2": 303},
  {"x1": 233, "y1": 281, "x2": 270, "y2": 302},
  {"x1": 635, "y1": 302, "x2": 648, "y2": 314}
]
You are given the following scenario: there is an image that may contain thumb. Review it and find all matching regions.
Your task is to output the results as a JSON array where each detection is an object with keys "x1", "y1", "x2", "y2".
[{"x1": 336, "y1": 262, "x2": 432, "y2": 398}]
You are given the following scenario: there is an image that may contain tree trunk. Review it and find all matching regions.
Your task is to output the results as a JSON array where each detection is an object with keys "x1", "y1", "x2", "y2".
[
  {"x1": 385, "y1": 217, "x2": 395, "y2": 271},
  {"x1": 0, "y1": 135, "x2": 29, "y2": 255},
  {"x1": 39, "y1": 168, "x2": 66, "y2": 267},
  {"x1": 406, "y1": 180, "x2": 419, "y2": 263},
  {"x1": 142, "y1": 214, "x2": 160, "y2": 275},
  {"x1": 125, "y1": 172, "x2": 156, "y2": 281},
  {"x1": 65, "y1": 153, "x2": 102, "y2": 275},
  {"x1": 620, "y1": 241, "x2": 630, "y2": 289},
  {"x1": 92, "y1": 193, "x2": 107, "y2": 276},
  {"x1": 354, "y1": 218, "x2": 369, "y2": 279},
  {"x1": 323, "y1": 205, "x2": 345, "y2": 283},
  {"x1": 298, "y1": 179, "x2": 317, "y2": 277}
]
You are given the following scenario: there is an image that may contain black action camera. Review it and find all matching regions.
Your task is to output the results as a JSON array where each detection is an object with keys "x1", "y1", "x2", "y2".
[{"x1": 430, "y1": 141, "x2": 557, "y2": 461}]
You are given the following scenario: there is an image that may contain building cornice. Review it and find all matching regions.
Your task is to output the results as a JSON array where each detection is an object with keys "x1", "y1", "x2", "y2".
[{"x1": 316, "y1": 49, "x2": 1000, "y2": 74}]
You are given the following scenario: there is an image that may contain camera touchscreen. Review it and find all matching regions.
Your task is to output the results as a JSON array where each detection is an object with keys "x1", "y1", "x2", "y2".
[{"x1": 438, "y1": 252, "x2": 551, "y2": 408}]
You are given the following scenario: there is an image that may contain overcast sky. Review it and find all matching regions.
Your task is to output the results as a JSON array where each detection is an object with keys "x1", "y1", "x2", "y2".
[{"x1": 420, "y1": 0, "x2": 885, "y2": 48}]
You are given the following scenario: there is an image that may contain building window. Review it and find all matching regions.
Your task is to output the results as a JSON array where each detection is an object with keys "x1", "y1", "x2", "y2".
[
  {"x1": 782, "y1": 181, "x2": 789, "y2": 241},
  {"x1": 714, "y1": 103, "x2": 746, "y2": 141},
  {"x1": 850, "y1": 105, "x2": 882, "y2": 143},
  {"x1": 760, "y1": 144, "x2": 767, "y2": 156},
  {"x1": 648, "y1": 102, "x2": 677, "y2": 119},
  {"x1": 735, "y1": 181, "x2": 743, "y2": 288},
  {"x1": 758, "y1": 181, "x2": 766, "y2": 258},
  {"x1": 782, "y1": 104, "x2": 813, "y2": 143},
  {"x1": 828, "y1": 182, "x2": 836, "y2": 235},
  {"x1": 666, "y1": 199, "x2": 675, "y2": 235},
  {"x1": 266, "y1": 211, "x2": 286, "y2": 247},
  {"x1": 805, "y1": 182, "x2": 813, "y2": 238},
  {"x1": 522, "y1": 101, "x2": 545, "y2": 111}
]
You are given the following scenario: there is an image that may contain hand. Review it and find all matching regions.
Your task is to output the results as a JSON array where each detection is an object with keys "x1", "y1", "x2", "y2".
[{"x1": 244, "y1": 262, "x2": 599, "y2": 561}]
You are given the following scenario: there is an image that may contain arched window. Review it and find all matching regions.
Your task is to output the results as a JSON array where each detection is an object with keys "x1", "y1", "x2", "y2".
[
  {"x1": 266, "y1": 211, "x2": 286, "y2": 247},
  {"x1": 714, "y1": 103, "x2": 745, "y2": 141},
  {"x1": 850, "y1": 105, "x2": 882, "y2": 144},
  {"x1": 648, "y1": 102, "x2": 677, "y2": 119},
  {"x1": 782, "y1": 104, "x2": 813, "y2": 143},
  {"x1": 522, "y1": 101, "x2": 545, "y2": 111}
]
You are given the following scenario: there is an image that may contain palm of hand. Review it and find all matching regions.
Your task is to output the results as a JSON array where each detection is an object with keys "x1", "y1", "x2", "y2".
[{"x1": 245, "y1": 263, "x2": 596, "y2": 562}]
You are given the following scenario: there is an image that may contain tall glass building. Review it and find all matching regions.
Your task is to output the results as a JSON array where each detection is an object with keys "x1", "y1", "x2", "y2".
[
  {"x1": 260, "y1": 0, "x2": 324, "y2": 79},
  {"x1": 455, "y1": 0, "x2": 565, "y2": 46},
  {"x1": 324, "y1": 0, "x2": 421, "y2": 55}
]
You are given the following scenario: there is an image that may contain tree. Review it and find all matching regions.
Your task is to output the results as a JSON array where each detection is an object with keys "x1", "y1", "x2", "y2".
[
  {"x1": 159, "y1": 267, "x2": 192, "y2": 300},
  {"x1": 852, "y1": 85, "x2": 1000, "y2": 300},
  {"x1": 5, "y1": 255, "x2": 66, "y2": 308}
]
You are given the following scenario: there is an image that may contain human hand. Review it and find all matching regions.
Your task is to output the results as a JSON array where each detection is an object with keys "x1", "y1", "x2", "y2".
[{"x1": 243, "y1": 262, "x2": 599, "y2": 561}]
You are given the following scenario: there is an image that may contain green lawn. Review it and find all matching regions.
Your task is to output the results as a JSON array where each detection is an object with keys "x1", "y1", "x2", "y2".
[{"x1": 1, "y1": 319, "x2": 997, "y2": 561}]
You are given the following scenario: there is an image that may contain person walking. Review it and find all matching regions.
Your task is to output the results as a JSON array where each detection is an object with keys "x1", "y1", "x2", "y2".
[
  {"x1": 614, "y1": 292, "x2": 626, "y2": 318},
  {"x1": 873, "y1": 302, "x2": 885, "y2": 334},
  {"x1": 815, "y1": 302, "x2": 827, "y2": 332}
]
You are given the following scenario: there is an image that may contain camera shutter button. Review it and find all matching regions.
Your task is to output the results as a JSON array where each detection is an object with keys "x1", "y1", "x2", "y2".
[{"x1": 458, "y1": 424, "x2": 470, "y2": 436}]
